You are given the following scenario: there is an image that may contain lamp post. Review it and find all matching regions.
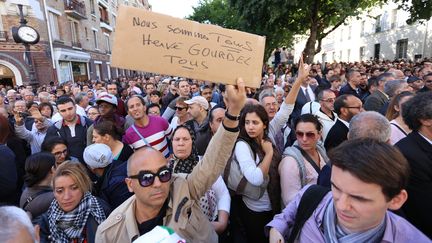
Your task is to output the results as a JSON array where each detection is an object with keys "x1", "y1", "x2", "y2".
[
  {"x1": 17, "y1": 4, "x2": 37, "y2": 86},
  {"x1": 10, "y1": 1, "x2": 40, "y2": 87}
]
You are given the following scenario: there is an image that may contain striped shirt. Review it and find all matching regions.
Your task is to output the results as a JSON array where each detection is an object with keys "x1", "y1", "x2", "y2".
[{"x1": 123, "y1": 116, "x2": 172, "y2": 157}]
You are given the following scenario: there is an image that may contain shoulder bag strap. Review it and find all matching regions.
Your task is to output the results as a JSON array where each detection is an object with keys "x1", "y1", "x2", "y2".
[
  {"x1": 23, "y1": 189, "x2": 52, "y2": 210},
  {"x1": 287, "y1": 185, "x2": 330, "y2": 243},
  {"x1": 131, "y1": 124, "x2": 150, "y2": 146},
  {"x1": 391, "y1": 123, "x2": 408, "y2": 136},
  {"x1": 294, "y1": 145, "x2": 321, "y2": 174}
]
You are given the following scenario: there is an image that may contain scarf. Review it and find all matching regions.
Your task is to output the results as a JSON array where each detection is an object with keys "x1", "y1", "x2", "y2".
[
  {"x1": 171, "y1": 125, "x2": 217, "y2": 221},
  {"x1": 172, "y1": 125, "x2": 200, "y2": 174},
  {"x1": 323, "y1": 199, "x2": 386, "y2": 243},
  {"x1": 48, "y1": 192, "x2": 106, "y2": 243}
]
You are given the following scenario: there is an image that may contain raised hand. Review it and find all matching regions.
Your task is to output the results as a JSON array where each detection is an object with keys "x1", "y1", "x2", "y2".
[
  {"x1": 225, "y1": 78, "x2": 247, "y2": 115},
  {"x1": 28, "y1": 106, "x2": 44, "y2": 121},
  {"x1": 297, "y1": 54, "x2": 311, "y2": 82}
]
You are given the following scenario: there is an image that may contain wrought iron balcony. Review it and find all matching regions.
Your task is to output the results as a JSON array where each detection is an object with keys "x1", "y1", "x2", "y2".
[
  {"x1": 64, "y1": 0, "x2": 87, "y2": 19},
  {"x1": 0, "y1": 31, "x2": 8, "y2": 42}
]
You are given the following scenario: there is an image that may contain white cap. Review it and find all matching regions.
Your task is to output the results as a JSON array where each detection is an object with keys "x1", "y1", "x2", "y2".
[
  {"x1": 83, "y1": 144, "x2": 113, "y2": 169},
  {"x1": 133, "y1": 226, "x2": 186, "y2": 243},
  {"x1": 96, "y1": 92, "x2": 118, "y2": 107},
  {"x1": 184, "y1": 96, "x2": 209, "y2": 110}
]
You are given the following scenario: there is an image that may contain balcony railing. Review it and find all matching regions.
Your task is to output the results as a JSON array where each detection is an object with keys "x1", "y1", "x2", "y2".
[
  {"x1": 64, "y1": 0, "x2": 87, "y2": 19},
  {"x1": 0, "y1": 31, "x2": 8, "y2": 41},
  {"x1": 100, "y1": 17, "x2": 110, "y2": 25}
]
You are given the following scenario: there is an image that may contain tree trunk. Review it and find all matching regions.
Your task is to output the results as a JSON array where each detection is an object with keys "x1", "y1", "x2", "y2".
[{"x1": 303, "y1": 23, "x2": 318, "y2": 64}]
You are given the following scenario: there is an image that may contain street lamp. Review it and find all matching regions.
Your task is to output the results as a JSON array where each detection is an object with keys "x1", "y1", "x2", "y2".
[{"x1": 9, "y1": 0, "x2": 41, "y2": 87}]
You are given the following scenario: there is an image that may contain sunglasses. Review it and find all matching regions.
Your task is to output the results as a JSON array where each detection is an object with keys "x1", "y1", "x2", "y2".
[
  {"x1": 175, "y1": 106, "x2": 186, "y2": 111},
  {"x1": 128, "y1": 166, "x2": 172, "y2": 187},
  {"x1": 295, "y1": 131, "x2": 317, "y2": 139}
]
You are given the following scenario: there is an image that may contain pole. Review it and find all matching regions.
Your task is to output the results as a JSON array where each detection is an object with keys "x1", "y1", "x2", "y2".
[{"x1": 18, "y1": 4, "x2": 38, "y2": 86}]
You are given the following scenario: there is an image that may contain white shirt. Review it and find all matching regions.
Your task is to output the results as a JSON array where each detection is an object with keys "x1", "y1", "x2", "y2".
[
  {"x1": 234, "y1": 141, "x2": 272, "y2": 212},
  {"x1": 300, "y1": 85, "x2": 316, "y2": 102}
]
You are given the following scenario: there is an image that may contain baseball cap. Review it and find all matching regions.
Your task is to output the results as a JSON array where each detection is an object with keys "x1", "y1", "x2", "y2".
[
  {"x1": 407, "y1": 76, "x2": 421, "y2": 83},
  {"x1": 184, "y1": 96, "x2": 209, "y2": 110},
  {"x1": 83, "y1": 143, "x2": 113, "y2": 169},
  {"x1": 96, "y1": 92, "x2": 118, "y2": 107}
]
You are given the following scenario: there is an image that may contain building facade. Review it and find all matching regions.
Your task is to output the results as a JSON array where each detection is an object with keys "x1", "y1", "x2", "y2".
[
  {"x1": 292, "y1": 1, "x2": 432, "y2": 63},
  {"x1": 0, "y1": 0, "x2": 150, "y2": 87}
]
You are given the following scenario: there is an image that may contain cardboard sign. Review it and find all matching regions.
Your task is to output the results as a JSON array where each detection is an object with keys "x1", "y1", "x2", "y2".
[{"x1": 111, "y1": 5, "x2": 266, "y2": 88}]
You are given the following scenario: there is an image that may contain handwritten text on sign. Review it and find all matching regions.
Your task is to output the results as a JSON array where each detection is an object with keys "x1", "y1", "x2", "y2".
[{"x1": 112, "y1": 6, "x2": 266, "y2": 87}]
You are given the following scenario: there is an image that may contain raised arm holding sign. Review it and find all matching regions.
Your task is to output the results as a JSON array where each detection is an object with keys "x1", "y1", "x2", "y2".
[{"x1": 111, "y1": 5, "x2": 266, "y2": 88}]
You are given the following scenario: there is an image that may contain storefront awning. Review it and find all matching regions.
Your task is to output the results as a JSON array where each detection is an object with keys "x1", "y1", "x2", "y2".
[{"x1": 54, "y1": 48, "x2": 91, "y2": 63}]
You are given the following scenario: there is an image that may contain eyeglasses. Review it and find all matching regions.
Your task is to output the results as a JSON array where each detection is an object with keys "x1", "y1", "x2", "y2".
[
  {"x1": 175, "y1": 106, "x2": 186, "y2": 111},
  {"x1": 295, "y1": 131, "x2": 317, "y2": 139},
  {"x1": 320, "y1": 98, "x2": 335, "y2": 103},
  {"x1": 128, "y1": 166, "x2": 172, "y2": 187},
  {"x1": 345, "y1": 106, "x2": 363, "y2": 110},
  {"x1": 53, "y1": 149, "x2": 67, "y2": 157},
  {"x1": 425, "y1": 80, "x2": 432, "y2": 83}
]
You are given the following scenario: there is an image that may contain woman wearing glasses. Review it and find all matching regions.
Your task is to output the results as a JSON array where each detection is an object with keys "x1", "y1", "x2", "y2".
[
  {"x1": 169, "y1": 97, "x2": 191, "y2": 130},
  {"x1": 41, "y1": 136, "x2": 78, "y2": 168},
  {"x1": 279, "y1": 114, "x2": 329, "y2": 206},
  {"x1": 36, "y1": 161, "x2": 110, "y2": 243}
]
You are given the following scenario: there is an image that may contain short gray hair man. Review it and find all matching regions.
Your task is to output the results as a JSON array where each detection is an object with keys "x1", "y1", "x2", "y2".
[
  {"x1": 348, "y1": 111, "x2": 391, "y2": 143},
  {"x1": 0, "y1": 206, "x2": 39, "y2": 243}
]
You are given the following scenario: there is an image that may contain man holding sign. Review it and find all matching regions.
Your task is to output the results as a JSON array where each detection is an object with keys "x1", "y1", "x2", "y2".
[{"x1": 95, "y1": 79, "x2": 247, "y2": 243}]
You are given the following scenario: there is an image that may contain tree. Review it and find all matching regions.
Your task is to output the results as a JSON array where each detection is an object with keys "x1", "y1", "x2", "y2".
[
  {"x1": 230, "y1": 0, "x2": 384, "y2": 63},
  {"x1": 187, "y1": 0, "x2": 245, "y2": 30},
  {"x1": 396, "y1": 0, "x2": 432, "y2": 24},
  {"x1": 188, "y1": 0, "x2": 293, "y2": 57}
]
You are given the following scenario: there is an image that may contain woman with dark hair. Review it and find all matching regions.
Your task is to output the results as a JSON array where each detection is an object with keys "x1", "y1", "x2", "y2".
[
  {"x1": 0, "y1": 115, "x2": 18, "y2": 205},
  {"x1": 92, "y1": 120, "x2": 133, "y2": 162},
  {"x1": 230, "y1": 103, "x2": 281, "y2": 242},
  {"x1": 41, "y1": 136, "x2": 78, "y2": 168},
  {"x1": 385, "y1": 91, "x2": 414, "y2": 145},
  {"x1": 279, "y1": 114, "x2": 329, "y2": 206},
  {"x1": 36, "y1": 161, "x2": 110, "y2": 242},
  {"x1": 171, "y1": 125, "x2": 231, "y2": 236},
  {"x1": 19, "y1": 152, "x2": 55, "y2": 218},
  {"x1": 39, "y1": 102, "x2": 54, "y2": 119}
]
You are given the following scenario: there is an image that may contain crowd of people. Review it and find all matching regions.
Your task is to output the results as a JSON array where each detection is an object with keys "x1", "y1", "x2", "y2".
[{"x1": 0, "y1": 56, "x2": 431, "y2": 243}]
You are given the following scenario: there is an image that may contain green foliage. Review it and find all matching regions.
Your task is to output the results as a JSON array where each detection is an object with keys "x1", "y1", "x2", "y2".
[
  {"x1": 187, "y1": 0, "x2": 245, "y2": 29},
  {"x1": 396, "y1": 0, "x2": 432, "y2": 24}
]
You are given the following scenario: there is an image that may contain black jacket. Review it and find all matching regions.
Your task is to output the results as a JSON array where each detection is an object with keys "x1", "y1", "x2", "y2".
[
  {"x1": 45, "y1": 115, "x2": 92, "y2": 163},
  {"x1": 324, "y1": 119, "x2": 349, "y2": 151},
  {"x1": 35, "y1": 198, "x2": 111, "y2": 243},
  {"x1": 395, "y1": 131, "x2": 432, "y2": 238},
  {"x1": 97, "y1": 159, "x2": 133, "y2": 209}
]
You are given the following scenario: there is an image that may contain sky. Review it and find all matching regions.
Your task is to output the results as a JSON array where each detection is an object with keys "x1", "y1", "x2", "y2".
[{"x1": 149, "y1": 0, "x2": 201, "y2": 19}]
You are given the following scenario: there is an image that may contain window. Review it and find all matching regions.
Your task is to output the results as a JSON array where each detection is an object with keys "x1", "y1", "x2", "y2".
[
  {"x1": 391, "y1": 9, "x2": 397, "y2": 28},
  {"x1": 89, "y1": 0, "x2": 96, "y2": 14},
  {"x1": 359, "y1": 46, "x2": 365, "y2": 60},
  {"x1": 360, "y1": 21, "x2": 365, "y2": 36},
  {"x1": 99, "y1": 5, "x2": 109, "y2": 24},
  {"x1": 85, "y1": 27, "x2": 88, "y2": 40},
  {"x1": 374, "y1": 43, "x2": 380, "y2": 59},
  {"x1": 396, "y1": 39, "x2": 408, "y2": 59},
  {"x1": 93, "y1": 30, "x2": 99, "y2": 49},
  {"x1": 332, "y1": 52, "x2": 336, "y2": 61},
  {"x1": 105, "y1": 34, "x2": 111, "y2": 53},
  {"x1": 339, "y1": 50, "x2": 343, "y2": 60},
  {"x1": 340, "y1": 28, "x2": 343, "y2": 41},
  {"x1": 70, "y1": 20, "x2": 80, "y2": 47},
  {"x1": 49, "y1": 12, "x2": 61, "y2": 40},
  {"x1": 347, "y1": 49, "x2": 351, "y2": 62},
  {"x1": 375, "y1": 15, "x2": 382, "y2": 33},
  {"x1": 348, "y1": 26, "x2": 352, "y2": 40}
]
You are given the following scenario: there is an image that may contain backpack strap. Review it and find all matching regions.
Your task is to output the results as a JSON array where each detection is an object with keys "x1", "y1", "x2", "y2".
[
  {"x1": 287, "y1": 185, "x2": 330, "y2": 243},
  {"x1": 294, "y1": 145, "x2": 321, "y2": 174},
  {"x1": 131, "y1": 124, "x2": 151, "y2": 147},
  {"x1": 23, "y1": 189, "x2": 52, "y2": 210}
]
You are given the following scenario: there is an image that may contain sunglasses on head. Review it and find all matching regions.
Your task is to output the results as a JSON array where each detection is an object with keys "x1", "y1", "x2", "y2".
[
  {"x1": 295, "y1": 131, "x2": 317, "y2": 139},
  {"x1": 175, "y1": 106, "x2": 186, "y2": 111},
  {"x1": 128, "y1": 166, "x2": 172, "y2": 187}
]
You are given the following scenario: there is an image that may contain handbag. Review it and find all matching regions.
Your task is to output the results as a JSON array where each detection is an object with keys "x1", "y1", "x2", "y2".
[{"x1": 223, "y1": 141, "x2": 269, "y2": 200}]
